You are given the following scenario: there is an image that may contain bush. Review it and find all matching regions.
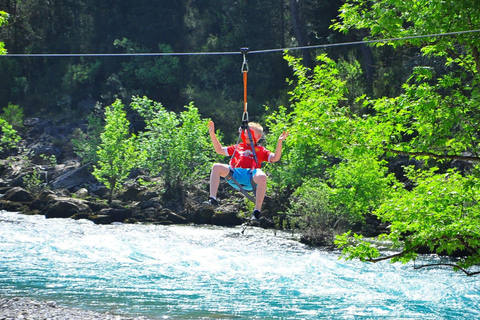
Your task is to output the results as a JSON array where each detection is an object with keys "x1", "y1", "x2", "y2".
[
  {"x1": 93, "y1": 99, "x2": 138, "y2": 203},
  {"x1": 72, "y1": 113, "x2": 103, "y2": 165},
  {"x1": 0, "y1": 117, "x2": 20, "y2": 152},
  {"x1": 2, "y1": 103, "x2": 24, "y2": 131},
  {"x1": 131, "y1": 96, "x2": 220, "y2": 196}
]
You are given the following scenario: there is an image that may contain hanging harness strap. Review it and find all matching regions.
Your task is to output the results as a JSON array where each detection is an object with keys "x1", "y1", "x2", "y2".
[
  {"x1": 224, "y1": 47, "x2": 258, "y2": 203},
  {"x1": 225, "y1": 169, "x2": 256, "y2": 203}
]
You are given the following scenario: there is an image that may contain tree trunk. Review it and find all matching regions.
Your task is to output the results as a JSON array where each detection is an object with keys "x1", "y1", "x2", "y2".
[
  {"x1": 360, "y1": 43, "x2": 375, "y2": 94},
  {"x1": 289, "y1": 0, "x2": 313, "y2": 70}
]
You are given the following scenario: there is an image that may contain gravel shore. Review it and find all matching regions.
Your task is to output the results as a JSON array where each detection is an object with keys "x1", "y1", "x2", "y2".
[{"x1": 0, "y1": 297, "x2": 153, "y2": 320}]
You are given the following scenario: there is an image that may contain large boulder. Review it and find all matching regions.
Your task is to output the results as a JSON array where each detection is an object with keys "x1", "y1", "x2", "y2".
[
  {"x1": 194, "y1": 209, "x2": 214, "y2": 224},
  {"x1": 45, "y1": 198, "x2": 92, "y2": 218},
  {"x1": 211, "y1": 205, "x2": 242, "y2": 226},
  {"x1": 2, "y1": 187, "x2": 34, "y2": 202},
  {"x1": 29, "y1": 190, "x2": 57, "y2": 212},
  {"x1": 97, "y1": 208, "x2": 133, "y2": 223},
  {"x1": 51, "y1": 163, "x2": 95, "y2": 190}
]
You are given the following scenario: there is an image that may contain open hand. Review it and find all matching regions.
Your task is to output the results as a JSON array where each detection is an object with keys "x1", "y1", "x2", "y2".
[
  {"x1": 279, "y1": 131, "x2": 289, "y2": 142},
  {"x1": 208, "y1": 120, "x2": 215, "y2": 133}
]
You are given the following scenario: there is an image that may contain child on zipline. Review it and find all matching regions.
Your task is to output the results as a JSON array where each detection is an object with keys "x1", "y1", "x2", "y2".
[{"x1": 202, "y1": 120, "x2": 289, "y2": 222}]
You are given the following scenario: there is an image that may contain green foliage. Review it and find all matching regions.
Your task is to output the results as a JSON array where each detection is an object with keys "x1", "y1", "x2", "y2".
[
  {"x1": 378, "y1": 168, "x2": 480, "y2": 265},
  {"x1": 0, "y1": 11, "x2": 8, "y2": 55},
  {"x1": 63, "y1": 61, "x2": 102, "y2": 92},
  {"x1": 265, "y1": 54, "x2": 349, "y2": 191},
  {"x1": 266, "y1": 54, "x2": 398, "y2": 243},
  {"x1": 287, "y1": 178, "x2": 347, "y2": 245},
  {"x1": 332, "y1": 0, "x2": 480, "y2": 72},
  {"x1": 327, "y1": 157, "x2": 400, "y2": 221},
  {"x1": 328, "y1": 0, "x2": 480, "y2": 273},
  {"x1": 93, "y1": 100, "x2": 138, "y2": 203},
  {"x1": 337, "y1": 168, "x2": 480, "y2": 271},
  {"x1": 24, "y1": 168, "x2": 46, "y2": 193},
  {"x1": 335, "y1": 231, "x2": 381, "y2": 262},
  {"x1": 72, "y1": 114, "x2": 104, "y2": 165},
  {"x1": 0, "y1": 117, "x2": 20, "y2": 152},
  {"x1": 131, "y1": 96, "x2": 218, "y2": 194},
  {"x1": 114, "y1": 39, "x2": 180, "y2": 93},
  {"x1": 1, "y1": 103, "x2": 24, "y2": 131},
  {"x1": 130, "y1": 96, "x2": 179, "y2": 177}
]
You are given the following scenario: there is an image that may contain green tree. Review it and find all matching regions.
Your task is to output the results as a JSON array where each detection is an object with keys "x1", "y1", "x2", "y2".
[
  {"x1": 72, "y1": 113, "x2": 103, "y2": 165},
  {"x1": 1, "y1": 103, "x2": 24, "y2": 130},
  {"x1": 328, "y1": 0, "x2": 480, "y2": 274},
  {"x1": 93, "y1": 100, "x2": 138, "y2": 204},
  {"x1": 131, "y1": 96, "x2": 219, "y2": 197},
  {"x1": 0, "y1": 117, "x2": 20, "y2": 152},
  {"x1": 0, "y1": 11, "x2": 8, "y2": 55},
  {"x1": 267, "y1": 54, "x2": 397, "y2": 243}
]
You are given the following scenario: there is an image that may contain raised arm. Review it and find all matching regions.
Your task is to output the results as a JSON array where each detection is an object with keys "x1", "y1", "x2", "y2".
[
  {"x1": 269, "y1": 131, "x2": 289, "y2": 163},
  {"x1": 208, "y1": 120, "x2": 225, "y2": 155}
]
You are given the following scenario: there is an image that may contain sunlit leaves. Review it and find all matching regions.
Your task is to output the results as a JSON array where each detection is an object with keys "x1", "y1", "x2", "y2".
[
  {"x1": 0, "y1": 11, "x2": 8, "y2": 55},
  {"x1": 0, "y1": 117, "x2": 20, "y2": 152},
  {"x1": 131, "y1": 96, "x2": 218, "y2": 191},
  {"x1": 93, "y1": 100, "x2": 139, "y2": 203},
  {"x1": 379, "y1": 168, "x2": 480, "y2": 267}
]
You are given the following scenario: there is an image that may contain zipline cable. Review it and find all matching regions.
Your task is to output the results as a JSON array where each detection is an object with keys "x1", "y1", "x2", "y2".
[{"x1": 2, "y1": 29, "x2": 480, "y2": 58}]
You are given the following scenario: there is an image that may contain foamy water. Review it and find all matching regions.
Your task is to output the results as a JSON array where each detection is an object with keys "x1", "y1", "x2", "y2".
[{"x1": 1, "y1": 211, "x2": 479, "y2": 319}]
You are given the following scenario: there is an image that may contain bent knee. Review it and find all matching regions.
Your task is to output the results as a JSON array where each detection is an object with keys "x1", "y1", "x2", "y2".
[
  {"x1": 253, "y1": 172, "x2": 267, "y2": 185},
  {"x1": 212, "y1": 163, "x2": 230, "y2": 176}
]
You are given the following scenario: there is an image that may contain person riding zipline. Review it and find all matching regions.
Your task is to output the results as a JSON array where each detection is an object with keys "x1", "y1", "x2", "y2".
[{"x1": 202, "y1": 120, "x2": 289, "y2": 223}]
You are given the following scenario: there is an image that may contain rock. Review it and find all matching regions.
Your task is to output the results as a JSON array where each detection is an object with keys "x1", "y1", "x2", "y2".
[
  {"x1": 85, "y1": 200, "x2": 109, "y2": 212},
  {"x1": 2, "y1": 187, "x2": 34, "y2": 202},
  {"x1": 0, "y1": 200, "x2": 30, "y2": 213},
  {"x1": 45, "y1": 198, "x2": 92, "y2": 219},
  {"x1": 74, "y1": 188, "x2": 89, "y2": 198},
  {"x1": 194, "y1": 208, "x2": 214, "y2": 224},
  {"x1": 159, "y1": 209, "x2": 189, "y2": 224},
  {"x1": 137, "y1": 190, "x2": 159, "y2": 201},
  {"x1": 89, "y1": 214, "x2": 112, "y2": 224},
  {"x1": 98, "y1": 208, "x2": 133, "y2": 223},
  {"x1": 120, "y1": 185, "x2": 145, "y2": 201},
  {"x1": 211, "y1": 205, "x2": 242, "y2": 226},
  {"x1": 28, "y1": 141, "x2": 63, "y2": 162},
  {"x1": 29, "y1": 190, "x2": 57, "y2": 211},
  {"x1": 70, "y1": 212, "x2": 91, "y2": 220},
  {"x1": 51, "y1": 163, "x2": 95, "y2": 190},
  {"x1": 135, "y1": 199, "x2": 162, "y2": 210},
  {"x1": 124, "y1": 217, "x2": 139, "y2": 224},
  {"x1": 0, "y1": 297, "x2": 151, "y2": 320}
]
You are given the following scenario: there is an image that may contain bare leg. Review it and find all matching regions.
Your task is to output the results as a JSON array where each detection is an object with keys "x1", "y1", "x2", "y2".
[
  {"x1": 252, "y1": 170, "x2": 267, "y2": 211},
  {"x1": 209, "y1": 163, "x2": 230, "y2": 198}
]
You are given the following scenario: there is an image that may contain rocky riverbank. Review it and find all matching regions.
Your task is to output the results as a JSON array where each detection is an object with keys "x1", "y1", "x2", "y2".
[
  {"x1": 0, "y1": 116, "x2": 279, "y2": 228},
  {"x1": 0, "y1": 297, "x2": 153, "y2": 320}
]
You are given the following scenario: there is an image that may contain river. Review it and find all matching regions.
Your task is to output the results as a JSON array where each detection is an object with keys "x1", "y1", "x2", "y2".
[{"x1": 0, "y1": 210, "x2": 479, "y2": 319}]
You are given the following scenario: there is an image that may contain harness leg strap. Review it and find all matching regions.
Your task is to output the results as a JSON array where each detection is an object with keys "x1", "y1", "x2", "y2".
[{"x1": 225, "y1": 169, "x2": 256, "y2": 203}]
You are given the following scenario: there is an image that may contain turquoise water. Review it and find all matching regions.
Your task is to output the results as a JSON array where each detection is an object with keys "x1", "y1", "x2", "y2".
[{"x1": 1, "y1": 211, "x2": 479, "y2": 319}]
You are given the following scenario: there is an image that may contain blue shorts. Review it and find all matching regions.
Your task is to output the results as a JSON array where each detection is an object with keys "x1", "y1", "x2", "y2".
[{"x1": 226, "y1": 168, "x2": 257, "y2": 191}]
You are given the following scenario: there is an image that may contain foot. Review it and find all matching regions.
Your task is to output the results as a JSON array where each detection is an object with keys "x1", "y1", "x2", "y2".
[
  {"x1": 202, "y1": 197, "x2": 219, "y2": 210},
  {"x1": 250, "y1": 209, "x2": 261, "y2": 224}
]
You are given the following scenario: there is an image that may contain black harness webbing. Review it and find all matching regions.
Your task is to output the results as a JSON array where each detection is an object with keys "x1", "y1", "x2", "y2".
[{"x1": 225, "y1": 169, "x2": 256, "y2": 203}]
